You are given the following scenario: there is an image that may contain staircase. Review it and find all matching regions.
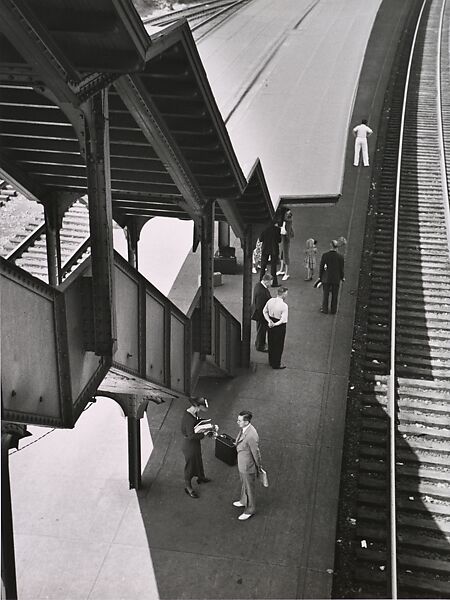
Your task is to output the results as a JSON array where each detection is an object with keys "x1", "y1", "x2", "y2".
[
  {"x1": 2, "y1": 199, "x2": 242, "y2": 429},
  {"x1": 7, "y1": 199, "x2": 90, "y2": 283},
  {"x1": 0, "y1": 180, "x2": 18, "y2": 206}
]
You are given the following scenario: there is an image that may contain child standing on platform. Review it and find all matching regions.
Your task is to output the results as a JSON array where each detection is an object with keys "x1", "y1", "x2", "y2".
[
  {"x1": 304, "y1": 238, "x2": 317, "y2": 281},
  {"x1": 252, "y1": 239, "x2": 262, "y2": 274}
]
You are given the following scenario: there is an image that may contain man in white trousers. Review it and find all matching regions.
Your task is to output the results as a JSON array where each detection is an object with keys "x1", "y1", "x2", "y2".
[{"x1": 353, "y1": 118, "x2": 373, "y2": 166}]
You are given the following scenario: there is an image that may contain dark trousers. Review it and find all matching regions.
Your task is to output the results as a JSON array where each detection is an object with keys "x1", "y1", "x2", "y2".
[
  {"x1": 255, "y1": 319, "x2": 268, "y2": 350},
  {"x1": 267, "y1": 322, "x2": 286, "y2": 368},
  {"x1": 322, "y1": 283, "x2": 340, "y2": 314},
  {"x1": 260, "y1": 253, "x2": 278, "y2": 285}
]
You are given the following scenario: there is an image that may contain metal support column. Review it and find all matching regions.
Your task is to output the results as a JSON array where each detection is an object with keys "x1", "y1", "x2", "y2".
[
  {"x1": 1, "y1": 424, "x2": 31, "y2": 600},
  {"x1": 43, "y1": 202, "x2": 62, "y2": 286},
  {"x1": 98, "y1": 394, "x2": 150, "y2": 490},
  {"x1": 241, "y1": 225, "x2": 253, "y2": 368},
  {"x1": 127, "y1": 416, "x2": 141, "y2": 490},
  {"x1": 125, "y1": 220, "x2": 139, "y2": 271},
  {"x1": 84, "y1": 88, "x2": 116, "y2": 356},
  {"x1": 200, "y1": 200, "x2": 215, "y2": 357},
  {"x1": 218, "y1": 222, "x2": 230, "y2": 251}
]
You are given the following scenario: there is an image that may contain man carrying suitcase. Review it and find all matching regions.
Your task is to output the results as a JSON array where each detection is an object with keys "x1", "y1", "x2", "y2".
[{"x1": 233, "y1": 411, "x2": 263, "y2": 521}]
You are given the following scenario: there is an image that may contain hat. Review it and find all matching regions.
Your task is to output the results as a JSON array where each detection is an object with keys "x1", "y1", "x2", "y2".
[{"x1": 189, "y1": 396, "x2": 209, "y2": 408}]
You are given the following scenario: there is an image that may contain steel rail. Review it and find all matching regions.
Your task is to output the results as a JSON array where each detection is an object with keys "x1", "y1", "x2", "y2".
[
  {"x1": 142, "y1": 0, "x2": 235, "y2": 26},
  {"x1": 436, "y1": 0, "x2": 450, "y2": 257},
  {"x1": 191, "y1": 0, "x2": 251, "y2": 33},
  {"x1": 388, "y1": 0, "x2": 429, "y2": 597},
  {"x1": 142, "y1": 0, "x2": 252, "y2": 42}
]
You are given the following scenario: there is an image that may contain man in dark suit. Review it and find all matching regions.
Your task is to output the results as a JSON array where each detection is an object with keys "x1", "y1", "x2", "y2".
[
  {"x1": 251, "y1": 273, "x2": 272, "y2": 351},
  {"x1": 259, "y1": 221, "x2": 281, "y2": 287},
  {"x1": 319, "y1": 240, "x2": 345, "y2": 314}
]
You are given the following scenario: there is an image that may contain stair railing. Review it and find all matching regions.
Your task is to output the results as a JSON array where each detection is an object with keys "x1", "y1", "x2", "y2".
[{"x1": 6, "y1": 223, "x2": 46, "y2": 263}]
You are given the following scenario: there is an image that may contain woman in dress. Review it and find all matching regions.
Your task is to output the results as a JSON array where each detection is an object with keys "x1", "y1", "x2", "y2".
[
  {"x1": 304, "y1": 238, "x2": 318, "y2": 281},
  {"x1": 181, "y1": 396, "x2": 213, "y2": 498}
]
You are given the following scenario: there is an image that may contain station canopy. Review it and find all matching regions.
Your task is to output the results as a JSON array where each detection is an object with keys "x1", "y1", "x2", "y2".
[{"x1": 0, "y1": 0, "x2": 274, "y2": 231}]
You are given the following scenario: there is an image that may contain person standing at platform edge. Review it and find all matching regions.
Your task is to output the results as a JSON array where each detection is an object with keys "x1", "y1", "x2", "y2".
[
  {"x1": 353, "y1": 118, "x2": 373, "y2": 167},
  {"x1": 263, "y1": 286, "x2": 288, "y2": 369},
  {"x1": 251, "y1": 272, "x2": 272, "y2": 352},
  {"x1": 319, "y1": 240, "x2": 345, "y2": 315},
  {"x1": 181, "y1": 396, "x2": 213, "y2": 498},
  {"x1": 259, "y1": 220, "x2": 282, "y2": 287},
  {"x1": 233, "y1": 411, "x2": 262, "y2": 521}
]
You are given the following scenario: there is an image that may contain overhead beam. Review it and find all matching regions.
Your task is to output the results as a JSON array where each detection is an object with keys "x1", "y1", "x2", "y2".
[
  {"x1": 111, "y1": 0, "x2": 151, "y2": 66},
  {"x1": 217, "y1": 197, "x2": 245, "y2": 239},
  {"x1": 0, "y1": 0, "x2": 80, "y2": 105},
  {"x1": 114, "y1": 75, "x2": 205, "y2": 221},
  {"x1": 0, "y1": 152, "x2": 43, "y2": 202}
]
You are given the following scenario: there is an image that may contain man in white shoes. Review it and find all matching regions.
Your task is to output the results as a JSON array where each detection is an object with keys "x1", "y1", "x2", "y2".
[{"x1": 233, "y1": 411, "x2": 263, "y2": 520}]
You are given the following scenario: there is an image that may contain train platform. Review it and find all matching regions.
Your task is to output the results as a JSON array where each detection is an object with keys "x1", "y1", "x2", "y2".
[
  {"x1": 197, "y1": 0, "x2": 382, "y2": 200},
  {"x1": 7, "y1": 1, "x2": 413, "y2": 599}
]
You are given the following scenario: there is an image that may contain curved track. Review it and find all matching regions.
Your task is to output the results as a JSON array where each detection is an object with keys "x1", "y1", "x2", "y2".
[{"x1": 336, "y1": 0, "x2": 450, "y2": 597}]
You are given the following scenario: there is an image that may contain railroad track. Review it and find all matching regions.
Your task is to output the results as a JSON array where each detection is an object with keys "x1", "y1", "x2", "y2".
[
  {"x1": 143, "y1": 0, "x2": 253, "y2": 41},
  {"x1": 143, "y1": 0, "x2": 238, "y2": 26},
  {"x1": 335, "y1": 0, "x2": 450, "y2": 597},
  {"x1": 2, "y1": 1, "x2": 251, "y2": 272}
]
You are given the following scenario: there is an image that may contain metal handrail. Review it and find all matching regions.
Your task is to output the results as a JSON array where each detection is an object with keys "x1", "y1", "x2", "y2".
[
  {"x1": 388, "y1": 1, "x2": 427, "y2": 597},
  {"x1": 6, "y1": 222, "x2": 46, "y2": 262},
  {"x1": 59, "y1": 238, "x2": 91, "y2": 281}
]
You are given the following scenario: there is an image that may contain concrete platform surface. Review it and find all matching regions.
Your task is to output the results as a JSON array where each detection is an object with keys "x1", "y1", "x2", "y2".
[
  {"x1": 198, "y1": 0, "x2": 382, "y2": 199},
  {"x1": 7, "y1": 0, "x2": 413, "y2": 598}
]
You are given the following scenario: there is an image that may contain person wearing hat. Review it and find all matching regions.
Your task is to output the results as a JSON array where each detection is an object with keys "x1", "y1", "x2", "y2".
[
  {"x1": 319, "y1": 240, "x2": 345, "y2": 314},
  {"x1": 181, "y1": 396, "x2": 214, "y2": 498},
  {"x1": 232, "y1": 410, "x2": 263, "y2": 521}
]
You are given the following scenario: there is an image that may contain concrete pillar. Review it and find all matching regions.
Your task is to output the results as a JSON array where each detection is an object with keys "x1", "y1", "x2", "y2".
[{"x1": 241, "y1": 225, "x2": 253, "y2": 368}]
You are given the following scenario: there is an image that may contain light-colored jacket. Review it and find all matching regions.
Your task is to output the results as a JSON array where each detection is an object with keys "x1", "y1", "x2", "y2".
[{"x1": 235, "y1": 424, "x2": 261, "y2": 474}]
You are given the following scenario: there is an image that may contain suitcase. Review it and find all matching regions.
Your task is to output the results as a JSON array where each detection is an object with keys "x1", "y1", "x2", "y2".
[
  {"x1": 215, "y1": 433, "x2": 237, "y2": 466},
  {"x1": 213, "y1": 256, "x2": 237, "y2": 274}
]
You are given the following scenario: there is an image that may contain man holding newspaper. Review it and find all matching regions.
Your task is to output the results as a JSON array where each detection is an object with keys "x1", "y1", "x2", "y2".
[{"x1": 181, "y1": 396, "x2": 218, "y2": 498}]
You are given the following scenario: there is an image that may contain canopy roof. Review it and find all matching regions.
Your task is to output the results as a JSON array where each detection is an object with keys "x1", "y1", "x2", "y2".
[{"x1": 0, "y1": 1, "x2": 274, "y2": 231}]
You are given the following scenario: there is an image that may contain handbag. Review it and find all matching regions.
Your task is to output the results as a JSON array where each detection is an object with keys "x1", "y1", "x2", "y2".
[{"x1": 259, "y1": 468, "x2": 269, "y2": 487}]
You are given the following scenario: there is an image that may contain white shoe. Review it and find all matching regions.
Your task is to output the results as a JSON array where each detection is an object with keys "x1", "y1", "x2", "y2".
[
  {"x1": 276, "y1": 270, "x2": 284, "y2": 275},
  {"x1": 238, "y1": 512, "x2": 253, "y2": 521},
  {"x1": 282, "y1": 274, "x2": 290, "y2": 281},
  {"x1": 233, "y1": 501, "x2": 245, "y2": 507},
  {"x1": 252, "y1": 267, "x2": 257, "y2": 274}
]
